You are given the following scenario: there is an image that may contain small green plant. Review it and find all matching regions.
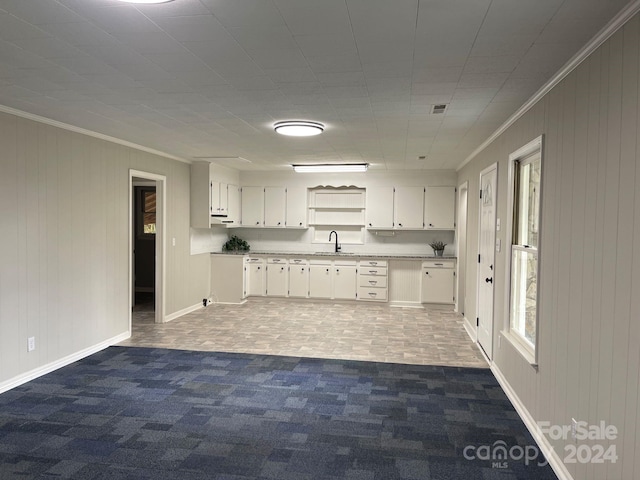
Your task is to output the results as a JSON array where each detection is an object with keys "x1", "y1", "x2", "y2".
[
  {"x1": 429, "y1": 241, "x2": 447, "y2": 251},
  {"x1": 223, "y1": 235, "x2": 250, "y2": 252}
]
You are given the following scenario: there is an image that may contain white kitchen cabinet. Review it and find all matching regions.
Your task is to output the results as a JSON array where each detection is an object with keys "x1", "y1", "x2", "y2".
[
  {"x1": 265, "y1": 258, "x2": 288, "y2": 296},
  {"x1": 424, "y1": 186, "x2": 455, "y2": 230},
  {"x1": 211, "y1": 182, "x2": 228, "y2": 216},
  {"x1": 333, "y1": 261, "x2": 357, "y2": 300},
  {"x1": 245, "y1": 257, "x2": 265, "y2": 296},
  {"x1": 421, "y1": 260, "x2": 455, "y2": 304},
  {"x1": 264, "y1": 187, "x2": 286, "y2": 227},
  {"x1": 211, "y1": 255, "x2": 246, "y2": 304},
  {"x1": 366, "y1": 186, "x2": 394, "y2": 229},
  {"x1": 357, "y1": 260, "x2": 388, "y2": 302},
  {"x1": 309, "y1": 261, "x2": 332, "y2": 299},
  {"x1": 286, "y1": 186, "x2": 308, "y2": 228},
  {"x1": 226, "y1": 184, "x2": 240, "y2": 225},
  {"x1": 241, "y1": 186, "x2": 264, "y2": 227},
  {"x1": 288, "y1": 259, "x2": 309, "y2": 298},
  {"x1": 394, "y1": 186, "x2": 424, "y2": 229}
]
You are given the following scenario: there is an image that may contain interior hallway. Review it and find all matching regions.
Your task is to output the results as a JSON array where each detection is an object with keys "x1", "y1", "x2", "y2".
[{"x1": 120, "y1": 299, "x2": 487, "y2": 368}]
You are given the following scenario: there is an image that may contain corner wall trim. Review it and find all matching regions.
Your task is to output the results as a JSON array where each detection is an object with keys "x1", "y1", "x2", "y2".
[
  {"x1": 164, "y1": 303, "x2": 203, "y2": 323},
  {"x1": 0, "y1": 331, "x2": 131, "y2": 396},
  {"x1": 491, "y1": 364, "x2": 573, "y2": 480},
  {"x1": 457, "y1": 0, "x2": 640, "y2": 172}
]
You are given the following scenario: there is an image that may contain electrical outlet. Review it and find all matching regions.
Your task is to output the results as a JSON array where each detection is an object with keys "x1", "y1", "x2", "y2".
[{"x1": 27, "y1": 337, "x2": 35, "y2": 352}]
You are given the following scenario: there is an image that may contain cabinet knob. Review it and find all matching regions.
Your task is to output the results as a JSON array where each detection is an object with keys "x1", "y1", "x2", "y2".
[
  {"x1": 429, "y1": 223, "x2": 433, "y2": 227},
  {"x1": 326, "y1": 268, "x2": 329, "y2": 272},
  {"x1": 398, "y1": 223, "x2": 403, "y2": 227},
  {"x1": 369, "y1": 223, "x2": 372, "y2": 226},
  {"x1": 278, "y1": 222, "x2": 281, "y2": 225},
  {"x1": 425, "y1": 271, "x2": 429, "y2": 275},
  {"x1": 256, "y1": 221, "x2": 260, "y2": 225},
  {"x1": 299, "y1": 222, "x2": 303, "y2": 226}
]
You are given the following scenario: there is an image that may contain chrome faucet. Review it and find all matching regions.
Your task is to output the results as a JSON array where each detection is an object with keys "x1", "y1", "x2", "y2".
[{"x1": 329, "y1": 230, "x2": 341, "y2": 253}]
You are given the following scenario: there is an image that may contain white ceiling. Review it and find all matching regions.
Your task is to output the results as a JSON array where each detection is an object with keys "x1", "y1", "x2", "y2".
[{"x1": 0, "y1": 0, "x2": 631, "y2": 170}]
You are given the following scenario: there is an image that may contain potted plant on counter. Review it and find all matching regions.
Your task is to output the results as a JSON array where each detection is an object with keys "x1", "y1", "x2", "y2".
[
  {"x1": 223, "y1": 235, "x2": 250, "y2": 252},
  {"x1": 429, "y1": 240, "x2": 447, "y2": 257}
]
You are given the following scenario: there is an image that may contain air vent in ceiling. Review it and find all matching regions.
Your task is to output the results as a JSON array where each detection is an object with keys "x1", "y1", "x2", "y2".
[{"x1": 431, "y1": 104, "x2": 448, "y2": 114}]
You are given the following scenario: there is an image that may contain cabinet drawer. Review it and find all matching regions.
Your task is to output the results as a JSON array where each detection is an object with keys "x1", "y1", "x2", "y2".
[
  {"x1": 359, "y1": 267, "x2": 387, "y2": 276},
  {"x1": 359, "y1": 259, "x2": 387, "y2": 267},
  {"x1": 310, "y1": 259, "x2": 332, "y2": 266},
  {"x1": 422, "y1": 260, "x2": 454, "y2": 269},
  {"x1": 358, "y1": 276, "x2": 388, "y2": 288},
  {"x1": 267, "y1": 257, "x2": 287, "y2": 264},
  {"x1": 358, "y1": 287, "x2": 388, "y2": 301},
  {"x1": 289, "y1": 258, "x2": 308, "y2": 265},
  {"x1": 245, "y1": 257, "x2": 263, "y2": 264}
]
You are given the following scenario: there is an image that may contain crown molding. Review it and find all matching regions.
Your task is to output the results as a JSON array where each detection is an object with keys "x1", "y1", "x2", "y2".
[
  {"x1": 0, "y1": 104, "x2": 190, "y2": 164},
  {"x1": 457, "y1": 0, "x2": 640, "y2": 172}
]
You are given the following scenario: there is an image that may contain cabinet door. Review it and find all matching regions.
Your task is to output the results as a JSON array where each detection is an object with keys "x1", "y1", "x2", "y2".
[
  {"x1": 424, "y1": 186, "x2": 455, "y2": 229},
  {"x1": 309, "y1": 265, "x2": 332, "y2": 299},
  {"x1": 219, "y1": 182, "x2": 228, "y2": 215},
  {"x1": 210, "y1": 181, "x2": 221, "y2": 214},
  {"x1": 394, "y1": 186, "x2": 424, "y2": 229},
  {"x1": 421, "y1": 268, "x2": 454, "y2": 303},
  {"x1": 264, "y1": 187, "x2": 286, "y2": 227},
  {"x1": 366, "y1": 186, "x2": 394, "y2": 228},
  {"x1": 248, "y1": 262, "x2": 265, "y2": 296},
  {"x1": 286, "y1": 186, "x2": 308, "y2": 228},
  {"x1": 227, "y1": 184, "x2": 240, "y2": 224},
  {"x1": 266, "y1": 263, "x2": 288, "y2": 296},
  {"x1": 241, "y1": 186, "x2": 264, "y2": 227},
  {"x1": 288, "y1": 264, "x2": 309, "y2": 298},
  {"x1": 333, "y1": 266, "x2": 357, "y2": 300}
]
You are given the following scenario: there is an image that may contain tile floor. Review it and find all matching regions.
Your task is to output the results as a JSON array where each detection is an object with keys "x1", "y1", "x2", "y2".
[{"x1": 120, "y1": 298, "x2": 488, "y2": 368}]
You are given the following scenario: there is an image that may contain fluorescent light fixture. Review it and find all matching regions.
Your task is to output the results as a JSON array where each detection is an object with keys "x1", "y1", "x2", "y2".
[
  {"x1": 292, "y1": 163, "x2": 368, "y2": 173},
  {"x1": 118, "y1": 0, "x2": 174, "y2": 4},
  {"x1": 274, "y1": 121, "x2": 324, "y2": 137}
]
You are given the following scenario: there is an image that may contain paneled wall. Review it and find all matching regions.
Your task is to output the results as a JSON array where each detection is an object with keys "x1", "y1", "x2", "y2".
[
  {"x1": 458, "y1": 15, "x2": 640, "y2": 480},
  {"x1": 0, "y1": 111, "x2": 210, "y2": 389}
]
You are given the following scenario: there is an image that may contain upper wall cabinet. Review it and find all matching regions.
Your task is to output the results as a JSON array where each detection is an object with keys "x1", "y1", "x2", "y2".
[
  {"x1": 286, "y1": 186, "x2": 308, "y2": 228},
  {"x1": 240, "y1": 186, "x2": 265, "y2": 227},
  {"x1": 190, "y1": 162, "x2": 239, "y2": 227},
  {"x1": 394, "y1": 186, "x2": 425, "y2": 229},
  {"x1": 264, "y1": 187, "x2": 286, "y2": 227},
  {"x1": 240, "y1": 186, "x2": 307, "y2": 228},
  {"x1": 424, "y1": 186, "x2": 455, "y2": 229},
  {"x1": 365, "y1": 186, "x2": 394, "y2": 229}
]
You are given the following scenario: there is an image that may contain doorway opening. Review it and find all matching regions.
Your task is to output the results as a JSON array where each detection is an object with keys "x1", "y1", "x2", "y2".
[{"x1": 129, "y1": 170, "x2": 166, "y2": 328}]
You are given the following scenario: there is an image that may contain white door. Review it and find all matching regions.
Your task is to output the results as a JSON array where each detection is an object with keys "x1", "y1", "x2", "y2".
[
  {"x1": 394, "y1": 186, "x2": 424, "y2": 229},
  {"x1": 477, "y1": 164, "x2": 497, "y2": 359},
  {"x1": 241, "y1": 186, "x2": 264, "y2": 227},
  {"x1": 288, "y1": 264, "x2": 309, "y2": 297},
  {"x1": 366, "y1": 186, "x2": 394, "y2": 228},
  {"x1": 264, "y1": 187, "x2": 286, "y2": 227},
  {"x1": 424, "y1": 186, "x2": 455, "y2": 229},
  {"x1": 333, "y1": 265, "x2": 357, "y2": 300},
  {"x1": 285, "y1": 186, "x2": 308, "y2": 228}
]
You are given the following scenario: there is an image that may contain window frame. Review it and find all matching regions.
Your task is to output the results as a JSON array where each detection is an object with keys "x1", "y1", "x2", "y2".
[{"x1": 502, "y1": 136, "x2": 543, "y2": 366}]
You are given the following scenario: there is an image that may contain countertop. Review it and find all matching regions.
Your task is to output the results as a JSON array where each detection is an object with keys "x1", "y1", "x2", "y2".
[{"x1": 212, "y1": 251, "x2": 456, "y2": 260}]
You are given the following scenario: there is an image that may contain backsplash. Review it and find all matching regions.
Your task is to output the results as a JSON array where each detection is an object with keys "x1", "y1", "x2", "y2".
[{"x1": 218, "y1": 228, "x2": 456, "y2": 256}]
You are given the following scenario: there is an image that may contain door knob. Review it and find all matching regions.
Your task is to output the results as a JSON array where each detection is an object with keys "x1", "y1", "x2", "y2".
[{"x1": 485, "y1": 277, "x2": 493, "y2": 283}]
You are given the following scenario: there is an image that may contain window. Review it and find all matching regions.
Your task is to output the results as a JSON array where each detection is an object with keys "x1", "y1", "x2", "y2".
[
  {"x1": 507, "y1": 137, "x2": 542, "y2": 364},
  {"x1": 137, "y1": 187, "x2": 156, "y2": 236}
]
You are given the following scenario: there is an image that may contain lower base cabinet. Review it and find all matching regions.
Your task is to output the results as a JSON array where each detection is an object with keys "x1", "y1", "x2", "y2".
[
  {"x1": 288, "y1": 261, "x2": 309, "y2": 298},
  {"x1": 421, "y1": 260, "x2": 455, "y2": 304},
  {"x1": 266, "y1": 258, "x2": 288, "y2": 297},
  {"x1": 333, "y1": 262, "x2": 357, "y2": 300},
  {"x1": 309, "y1": 262, "x2": 332, "y2": 299}
]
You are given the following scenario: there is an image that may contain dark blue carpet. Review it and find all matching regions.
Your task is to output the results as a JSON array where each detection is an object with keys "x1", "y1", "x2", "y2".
[{"x1": 0, "y1": 347, "x2": 557, "y2": 479}]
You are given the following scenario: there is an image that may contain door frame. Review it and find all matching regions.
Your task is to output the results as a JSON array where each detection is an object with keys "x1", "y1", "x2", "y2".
[
  {"x1": 456, "y1": 181, "x2": 469, "y2": 317},
  {"x1": 129, "y1": 169, "x2": 166, "y2": 327},
  {"x1": 476, "y1": 163, "x2": 498, "y2": 360}
]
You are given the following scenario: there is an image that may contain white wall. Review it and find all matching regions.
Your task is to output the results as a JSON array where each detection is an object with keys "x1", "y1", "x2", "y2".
[
  {"x1": 231, "y1": 170, "x2": 457, "y2": 255},
  {"x1": 0, "y1": 111, "x2": 210, "y2": 390},
  {"x1": 458, "y1": 14, "x2": 640, "y2": 480}
]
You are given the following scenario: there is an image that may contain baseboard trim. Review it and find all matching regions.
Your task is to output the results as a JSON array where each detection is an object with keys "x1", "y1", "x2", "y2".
[
  {"x1": 463, "y1": 316, "x2": 477, "y2": 342},
  {"x1": 0, "y1": 331, "x2": 131, "y2": 396},
  {"x1": 491, "y1": 364, "x2": 573, "y2": 480},
  {"x1": 164, "y1": 302, "x2": 203, "y2": 322},
  {"x1": 389, "y1": 301, "x2": 423, "y2": 308}
]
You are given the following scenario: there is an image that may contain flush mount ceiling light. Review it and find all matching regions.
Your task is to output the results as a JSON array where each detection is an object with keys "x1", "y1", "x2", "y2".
[
  {"x1": 292, "y1": 163, "x2": 368, "y2": 173},
  {"x1": 274, "y1": 121, "x2": 324, "y2": 137},
  {"x1": 118, "y1": 0, "x2": 174, "y2": 4}
]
